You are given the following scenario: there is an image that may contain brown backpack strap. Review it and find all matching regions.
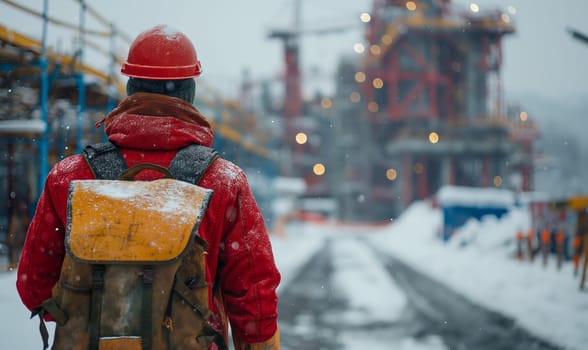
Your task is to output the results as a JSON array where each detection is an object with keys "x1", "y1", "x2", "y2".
[
  {"x1": 89, "y1": 265, "x2": 105, "y2": 350},
  {"x1": 119, "y1": 163, "x2": 174, "y2": 180},
  {"x1": 31, "y1": 299, "x2": 68, "y2": 350},
  {"x1": 172, "y1": 275, "x2": 210, "y2": 319},
  {"x1": 30, "y1": 307, "x2": 50, "y2": 350},
  {"x1": 41, "y1": 299, "x2": 68, "y2": 325},
  {"x1": 141, "y1": 267, "x2": 155, "y2": 350}
]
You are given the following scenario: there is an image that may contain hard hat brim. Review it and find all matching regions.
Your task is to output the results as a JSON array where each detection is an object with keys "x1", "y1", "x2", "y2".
[{"x1": 121, "y1": 61, "x2": 202, "y2": 80}]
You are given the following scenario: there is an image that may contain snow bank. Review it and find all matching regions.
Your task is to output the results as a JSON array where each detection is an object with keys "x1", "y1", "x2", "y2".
[
  {"x1": 437, "y1": 185, "x2": 515, "y2": 207},
  {"x1": 372, "y1": 201, "x2": 588, "y2": 350}
]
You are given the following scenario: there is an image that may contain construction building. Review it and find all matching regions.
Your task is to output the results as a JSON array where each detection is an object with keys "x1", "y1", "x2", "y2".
[
  {"x1": 0, "y1": 1, "x2": 277, "y2": 267},
  {"x1": 328, "y1": 0, "x2": 536, "y2": 221}
]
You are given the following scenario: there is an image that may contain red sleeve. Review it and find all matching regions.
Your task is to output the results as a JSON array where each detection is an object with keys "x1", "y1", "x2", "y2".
[
  {"x1": 16, "y1": 170, "x2": 66, "y2": 314},
  {"x1": 216, "y1": 169, "x2": 281, "y2": 343}
]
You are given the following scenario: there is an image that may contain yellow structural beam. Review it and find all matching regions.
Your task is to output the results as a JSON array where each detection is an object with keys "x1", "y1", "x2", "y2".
[
  {"x1": 0, "y1": 23, "x2": 42, "y2": 50},
  {"x1": 0, "y1": 23, "x2": 125, "y2": 95}
]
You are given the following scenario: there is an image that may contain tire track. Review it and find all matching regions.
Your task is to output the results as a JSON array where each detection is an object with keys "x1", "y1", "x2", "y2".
[{"x1": 375, "y1": 246, "x2": 564, "y2": 350}]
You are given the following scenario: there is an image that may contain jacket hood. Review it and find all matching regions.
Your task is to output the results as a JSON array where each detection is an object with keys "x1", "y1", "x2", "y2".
[{"x1": 99, "y1": 92, "x2": 214, "y2": 150}]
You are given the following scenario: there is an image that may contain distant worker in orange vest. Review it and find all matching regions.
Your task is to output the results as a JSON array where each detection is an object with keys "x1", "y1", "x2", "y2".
[
  {"x1": 572, "y1": 235, "x2": 583, "y2": 276},
  {"x1": 516, "y1": 230, "x2": 524, "y2": 260},
  {"x1": 527, "y1": 228, "x2": 536, "y2": 261},
  {"x1": 540, "y1": 228, "x2": 551, "y2": 267},
  {"x1": 555, "y1": 230, "x2": 566, "y2": 270}
]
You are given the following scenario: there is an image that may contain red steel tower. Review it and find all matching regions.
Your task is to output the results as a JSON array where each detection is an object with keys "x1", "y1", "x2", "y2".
[{"x1": 355, "y1": 0, "x2": 517, "y2": 217}]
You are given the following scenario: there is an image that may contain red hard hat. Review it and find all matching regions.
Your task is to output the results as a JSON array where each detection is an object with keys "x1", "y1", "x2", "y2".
[{"x1": 121, "y1": 25, "x2": 202, "y2": 80}]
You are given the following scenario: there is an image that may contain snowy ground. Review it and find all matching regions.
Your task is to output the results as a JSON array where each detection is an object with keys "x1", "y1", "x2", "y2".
[
  {"x1": 272, "y1": 201, "x2": 588, "y2": 350},
  {"x1": 1, "y1": 200, "x2": 587, "y2": 349}
]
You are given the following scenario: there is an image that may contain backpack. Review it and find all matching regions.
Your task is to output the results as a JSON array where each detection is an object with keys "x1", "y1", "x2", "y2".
[{"x1": 32, "y1": 142, "x2": 227, "y2": 350}]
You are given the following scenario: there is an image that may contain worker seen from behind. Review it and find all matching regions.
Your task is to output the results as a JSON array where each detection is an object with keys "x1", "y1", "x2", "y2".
[{"x1": 16, "y1": 24, "x2": 281, "y2": 349}]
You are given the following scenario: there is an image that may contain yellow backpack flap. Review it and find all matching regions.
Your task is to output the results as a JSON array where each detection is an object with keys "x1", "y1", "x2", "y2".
[{"x1": 66, "y1": 177, "x2": 212, "y2": 264}]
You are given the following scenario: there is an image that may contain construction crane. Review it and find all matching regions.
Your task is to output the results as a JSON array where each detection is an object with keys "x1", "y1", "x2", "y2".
[
  {"x1": 268, "y1": 0, "x2": 304, "y2": 167},
  {"x1": 268, "y1": 0, "x2": 360, "y2": 177}
]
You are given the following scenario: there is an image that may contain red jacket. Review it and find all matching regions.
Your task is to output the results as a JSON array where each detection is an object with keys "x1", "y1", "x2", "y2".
[{"x1": 16, "y1": 93, "x2": 281, "y2": 344}]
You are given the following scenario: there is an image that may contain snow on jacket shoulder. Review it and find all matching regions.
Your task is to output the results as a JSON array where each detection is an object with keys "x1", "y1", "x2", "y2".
[{"x1": 16, "y1": 93, "x2": 281, "y2": 344}]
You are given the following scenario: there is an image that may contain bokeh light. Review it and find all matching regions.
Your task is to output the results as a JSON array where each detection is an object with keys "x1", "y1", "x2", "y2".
[
  {"x1": 360, "y1": 12, "x2": 371, "y2": 23},
  {"x1": 313, "y1": 163, "x2": 326, "y2": 176},
  {"x1": 355, "y1": 71, "x2": 366, "y2": 83},
  {"x1": 386, "y1": 168, "x2": 397, "y2": 181},
  {"x1": 428, "y1": 132, "x2": 439, "y2": 144},
  {"x1": 295, "y1": 132, "x2": 308, "y2": 144}
]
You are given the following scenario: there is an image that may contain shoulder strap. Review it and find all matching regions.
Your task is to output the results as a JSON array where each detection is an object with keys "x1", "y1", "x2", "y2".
[
  {"x1": 83, "y1": 142, "x2": 218, "y2": 184},
  {"x1": 168, "y1": 144, "x2": 219, "y2": 185},
  {"x1": 83, "y1": 142, "x2": 127, "y2": 180}
]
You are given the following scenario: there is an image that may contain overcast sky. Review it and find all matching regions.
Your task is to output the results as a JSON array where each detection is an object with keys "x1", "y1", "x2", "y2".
[{"x1": 2, "y1": 0, "x2": 587, "y2": 103}]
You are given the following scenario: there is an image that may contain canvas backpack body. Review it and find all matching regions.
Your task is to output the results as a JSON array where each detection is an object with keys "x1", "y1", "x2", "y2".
[{"x1": 35, "y1": 142, "x2": 226, "y2": 350}]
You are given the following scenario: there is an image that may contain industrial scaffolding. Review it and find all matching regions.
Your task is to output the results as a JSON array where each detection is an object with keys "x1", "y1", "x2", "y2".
[{"x1": 331, "y1": 0, "x2": 538, "y2": 221}]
